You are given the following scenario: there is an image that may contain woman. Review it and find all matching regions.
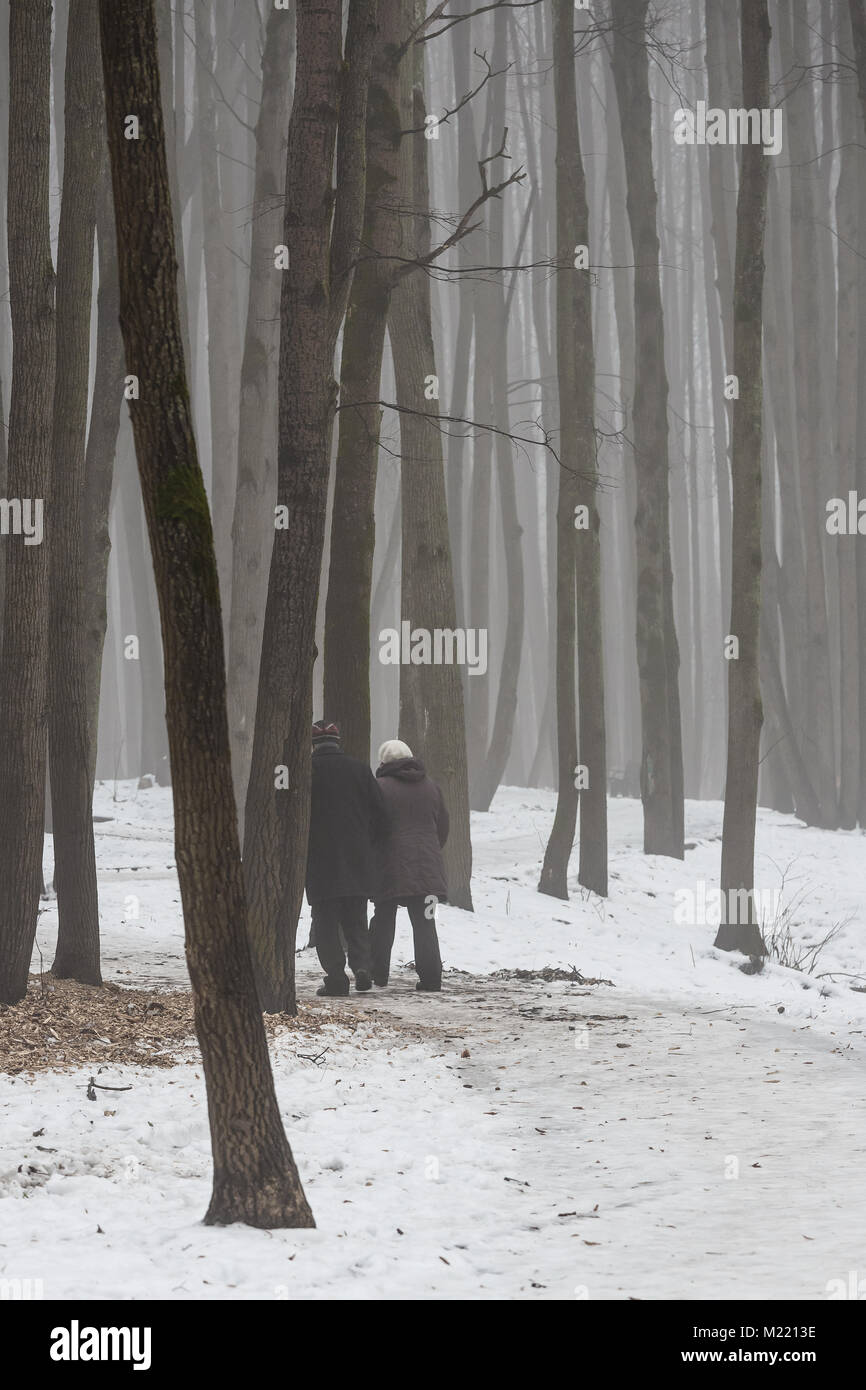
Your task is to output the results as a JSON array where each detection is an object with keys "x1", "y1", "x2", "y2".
[{"x1": 370, "y1": 739, "x2": 449, "y2": 991}]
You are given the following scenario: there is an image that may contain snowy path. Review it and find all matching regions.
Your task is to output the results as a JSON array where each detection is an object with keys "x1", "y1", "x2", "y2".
[
  {"x1": 3, "y1": 783, "x2": 866, "y2": 1300},
  {"x1": 289, "y1": 962, "x2": 866, "y2": 1299}
]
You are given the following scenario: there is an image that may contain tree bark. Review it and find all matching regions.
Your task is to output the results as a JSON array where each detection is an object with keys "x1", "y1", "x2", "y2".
[
  {"x1": 0, "y1": 0, "x2": 55, "y2": 1005},
  {"x1": 227, "y1": 3, "x2": 293, "y2": 826},
  {"x1": 610, "y1": 0, "x2": 684, "y2": 858},
  {"x1": 716, "y1": 0, "x2": 771, "y2": 956},
  {"x1": 243, "y1": 0, "x2": 377, "y2": 1013},
  {"x1": 322, "y1": 0, "x2": 403, "y2": 763},
  {"x1": 83, "y1": 158, "x2": 126, "y2": 788},
  {"x1": 194, "y1": 0, "x2": 239, "y2": 622},
  {"x1": 539, "y1": 0, "x2": 607, "y2": 898},
  {"x1": 49, "y1": 0, "x2": 102, "y2": 984},
  {"x1": 390, "y1": 39, "x2": 474, "y2": 912},
  {"x1": 99, "y1": 0, "x2": 314, "y2": 1228}
]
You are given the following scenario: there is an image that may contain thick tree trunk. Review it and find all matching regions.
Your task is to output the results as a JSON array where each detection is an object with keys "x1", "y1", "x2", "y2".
[
  {"x1": 716, "y1": 0, "x2": 771, "y2": 956},
  {"x1": 540, "y1": 0, "x2": 607, "y2": 898},
  {"x1": 49, "y1": 0, "x2": 102, "y2": 984},
  {"x1": 99, "y1": 0, "x2": 314, "y2": 1228},
  {"x1": 0, "y1": 0, "x2": 55, "y2": 1005},
  {"x1": 610, "y1": 0, "x2": 684, "y2": 859},
  {"x1": 227, "y1": 4, "x2": 293, "y2": 825},
  {"x1": 243, "y1": 0, "x2": 376, "y2": 1013}
]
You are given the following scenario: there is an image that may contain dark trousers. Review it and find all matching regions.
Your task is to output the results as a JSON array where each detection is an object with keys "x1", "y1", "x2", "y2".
[
  {"x1": 370, "y1": 896, "x2": 442, "y2": 987},
  {"x1": 311, "y1": 896, "x2": 372, "y2": 988}
]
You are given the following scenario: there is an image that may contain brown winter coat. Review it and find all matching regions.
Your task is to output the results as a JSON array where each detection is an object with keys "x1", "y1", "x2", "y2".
[{"x1": 374, "y1": 758, "x2": 449, "y2": 903}]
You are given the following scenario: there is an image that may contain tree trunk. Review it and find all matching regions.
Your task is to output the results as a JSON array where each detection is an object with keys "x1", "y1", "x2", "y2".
[
  {"x1": 194, "y1": 0, "x2": 239, "y2": 622},
  {"x1": 836, "y1": 9, "x2": 860, "y2": 829},
  {"x1": 610, "y1": 0, "x2": 684, "y2": 859},
  {"x1": 83, "y1": 158, "x2": 126, "y2": 788},
  {"x1": 716, "y1": 0, "x2": 771, "y2": 956},
  {"x1": 226, "y1": 3, "x2": 293, "y2": 826},
  {"x1": 473, "y1": 6, "x2": 525, "y2": 815},
  {"x1": 49, "y1": 0, "x2": 102, "y2": 984},
  {"x1": 777, "y1": 1, "x2": 837, "y2": 826},
  {"x1": 539, "y1": 0, "x2": 607, "y2": 898},
  {"x1": 0, "y1": 0, "x2": 55, "y2": 1005},
  {"x1": 243, "y1": 0, "x2": 376, "y2": 1013},
  {"x1": 390, "y1": 42, "x2": 473, "y2": 912},
  {"x1": 99, "y1": 0, "x2": 314, "y2": 1228},
  {"x1": 322, "y1": 0, "x2": 404, "y2": 763}
]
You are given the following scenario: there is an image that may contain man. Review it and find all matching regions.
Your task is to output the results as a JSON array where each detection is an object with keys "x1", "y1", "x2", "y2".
[{"x1": 306, "y1": 720, "x2": 388, "y2": 996}]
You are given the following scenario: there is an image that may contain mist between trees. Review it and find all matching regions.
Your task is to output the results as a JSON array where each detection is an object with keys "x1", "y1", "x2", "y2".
[{"x1": 0, "y1": 0, "x2": 863, "y2": 1225}]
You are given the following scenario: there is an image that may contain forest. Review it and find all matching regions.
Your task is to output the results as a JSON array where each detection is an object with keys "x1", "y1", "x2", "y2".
[{"x1": 0, "y1": 0, "x2": 865, "y2": 1320}]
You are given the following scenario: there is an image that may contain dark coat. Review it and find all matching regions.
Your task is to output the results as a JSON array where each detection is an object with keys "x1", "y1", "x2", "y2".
[
  {"x1": 374, "y1": 757, "x2": 449, "y2": 903},
  {"x1": 306, "y1": 745, "x2": 388, "y2": 903}
]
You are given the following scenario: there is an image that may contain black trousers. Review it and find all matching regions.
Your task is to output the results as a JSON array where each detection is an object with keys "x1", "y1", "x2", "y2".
[
  {"x1": 370, "y1": 896, "x2": 442, "y2": 987},
  {"x1": 311, "y1": 896, "x2": 372, "y2": 987}
]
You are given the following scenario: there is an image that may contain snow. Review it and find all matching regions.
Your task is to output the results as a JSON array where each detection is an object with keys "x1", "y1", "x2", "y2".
[{"x1": 2, "y1": 783, "x2": 866, "y2": 1299}]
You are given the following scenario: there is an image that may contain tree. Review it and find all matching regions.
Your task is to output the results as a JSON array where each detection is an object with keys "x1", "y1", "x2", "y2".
[
  {"x1": 243, "y1": 0, "x2": 377, "y2": 1013},
  {"x1": 194, "y1": 0, "x2": 239, "y2": 618},
  {"x1": 98, "y1": 0, "x2": 313, "y2": 1228},
  {"x1": 715, "y1": 0, "x2": 771, "y2": 956},
  {"x1": 49, "y1": 0, "x2": 102, "y2": 984},
  {"x1": 0, "y1": 0, "x2": 56, "y2": 1005},
  {"x1": 610, "y1": 0, "x2": 684, "y2": 859},
  {"x1": 390, "y1": 9, "x2": 473, "y2": 910},
  {"x1": 83, "y1": 156, "x2": 126, "y2": 788},
  {"x1": 227, "y1": 3, "x2": 293, "y2": 829},
  {"x1": 539, "y1": 0, "x2": 607, "y2": 899},
  {"x1": 322, "y1": 0, "x2": 404, "y2": 764}
]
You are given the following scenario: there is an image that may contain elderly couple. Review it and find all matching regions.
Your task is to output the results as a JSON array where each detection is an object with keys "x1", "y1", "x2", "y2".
[{"x1": 305, "y1": 720, "x2": 449, "y2": 996}]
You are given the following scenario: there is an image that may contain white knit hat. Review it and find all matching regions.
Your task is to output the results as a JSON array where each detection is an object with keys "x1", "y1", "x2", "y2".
[{"x1": 378, "y1": 738, "x2": 413, "y2": 764}]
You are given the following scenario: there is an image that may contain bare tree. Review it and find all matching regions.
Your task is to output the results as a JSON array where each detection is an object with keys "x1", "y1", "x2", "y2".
[
  {"x1": 243, "y1": 0, "x2": 377, "y2": 1013},
  {"x1": 390, "y1": 5, "x2": 473, "y2": 910},
  {"x1": 227, "y1": 3, "x2": 293, "y2": 829},
  {"x1": 49, "y1": 0, "x2": 102, "y2": 984},
  {"x1": 610, "y1": 0, "x2": 684, "y2": 859},
  {"x1": 716, "y1": 0, "x2": 771, "y2": 956},
  {"x1": 99, "y1": 0, "x2": 313, "y2": 1228},
  {"x1": 539, "y1": 0, "x2": 607, "y2": 899},
  {"x1": 0, "y1": 0, "x2": 55, "y2": 1005}
]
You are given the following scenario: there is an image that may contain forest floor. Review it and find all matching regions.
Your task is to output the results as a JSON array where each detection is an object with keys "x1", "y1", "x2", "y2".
[{"x1": 1, "y1": 784, "x2": 865, "y2": 1299}]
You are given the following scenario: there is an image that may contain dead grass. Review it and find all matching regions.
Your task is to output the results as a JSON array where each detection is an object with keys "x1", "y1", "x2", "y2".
[{"x1": 0, "y1": 974, "x2": 376, "y2": 1076}]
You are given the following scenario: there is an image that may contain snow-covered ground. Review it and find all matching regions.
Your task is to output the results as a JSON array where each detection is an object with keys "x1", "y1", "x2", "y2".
[{"x1": 2, "y1": 783, "x2": 865, "y2": 1299}]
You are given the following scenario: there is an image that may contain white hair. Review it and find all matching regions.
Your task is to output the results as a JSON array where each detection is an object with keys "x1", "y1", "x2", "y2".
[{"x1": 378, "y1": 739, "x2": 413, "y2": 764}]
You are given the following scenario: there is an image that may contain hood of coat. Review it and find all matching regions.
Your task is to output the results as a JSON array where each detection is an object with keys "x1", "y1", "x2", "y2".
[{"x1": 376, "y1": 756, "x2": 427, "y2": 783}]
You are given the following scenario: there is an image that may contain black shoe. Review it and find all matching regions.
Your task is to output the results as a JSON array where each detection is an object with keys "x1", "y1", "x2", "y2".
[
  {"x1": 416, "y1": 981, "x2": 441, "y2": 992},
  {"x1": 373, "y1": 976, "x2": 389, "y2": 987},
  {"x1": 354, "y1": 970, "x2": 373, "y2": 992},
  {"x1": 316, "y1": 977, "x2": 350, "y2": 997}
]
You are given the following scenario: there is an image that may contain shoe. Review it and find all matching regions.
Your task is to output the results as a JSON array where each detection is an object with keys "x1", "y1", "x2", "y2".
[
  {"x1": 316, "y1": 977, "x2": 350, "y2": 997},
  {"x1": 416, "y1": 981, "x2": 441, "y2": 992},
  {"x1": 354, "y1": 971, "x2": 373, "y2": 992},
  {"x1": 373, "y1": 976, "x2": 389, "y2": 987}
]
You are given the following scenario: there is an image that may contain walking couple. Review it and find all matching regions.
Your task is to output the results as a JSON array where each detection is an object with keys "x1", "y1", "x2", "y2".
[{"x1": 305, "y1": 720, "x2": 449, "y2": 996}]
